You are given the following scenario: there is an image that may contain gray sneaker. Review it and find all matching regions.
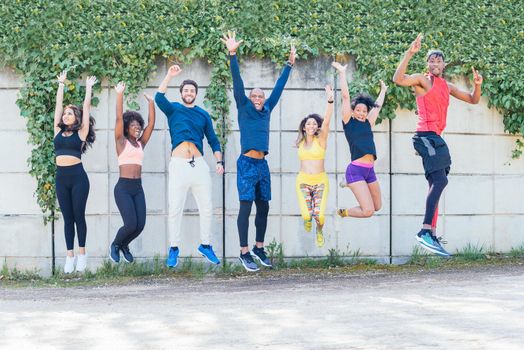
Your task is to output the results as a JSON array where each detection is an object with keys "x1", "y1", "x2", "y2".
[{"x1": 239, "y1": 252, "x2": 259, "y2": 272}]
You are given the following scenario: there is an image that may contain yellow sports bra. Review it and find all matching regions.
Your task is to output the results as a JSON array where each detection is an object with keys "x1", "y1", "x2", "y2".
[{"x1": 298, "y1": 137, "x2": 326, "y2": 161}]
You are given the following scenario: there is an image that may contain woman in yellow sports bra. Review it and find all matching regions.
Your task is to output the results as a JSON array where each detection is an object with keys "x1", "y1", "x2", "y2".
[{"x1": 295, "y1": 85, "x2": 334, "y2": 247}]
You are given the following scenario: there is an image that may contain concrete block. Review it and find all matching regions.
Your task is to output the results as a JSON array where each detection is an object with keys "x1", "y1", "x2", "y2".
[
  {"x1": 91, "y1": 88, "x2": 109, "y2": 130},
  {"x1": 85, "y1": 173, "x2": 109, "y2": 215},
  {"x1": 494, "y1": 175, "x2": 524, "y2": 214},
  {"x1": 391, "y1": 108, "x2": 417, "y2": 133},
  {"x1": 493, "y1": 216, "x2": 524, "y2": 252},
  {"x1": 286, "y1": 55, "x2": 336, "y2": 90},
  {"x1": 492, "y1": 109, "x2": 507, "y2": 135},
  {"x1": 1, "y1": 257, "x2": 52, "y2": 277},
  {"x1": 0, "y1": 131, "x2": 32, "y2": 172},
  {"x1": 446, "y1": 95, "x2": 493, "y2": 134},
  {"x1": 0, "y1": 215, "x2": 48, "y2": 256},
  {"x1": 337, "y1": 214, "x2": 390, "y2": 256},
  {"x1": 0, "y1": 67, "x2": 21, "y2": 88},
  {"x1": 280, "y1": 90, "x2": 335, "y2": 131},
  {"x1": 391, "y1": 215, "x2": 425, "y2": 256},
  {"x1": 1, "y1": 90, "x2": 25, "y2": 130},
  {"x1": 83, "y1": 130, "x2": 109, "y2": 173},
  {"x1": 445, "y1": 175, "x2": 493, "y2": 214},
  {"x1": 142, "y1": 130, "x2": 167, "y2": 173},
  {"x1": 391, "y1": 174, "x2": 439, "y2": 215},
  {"x1": 493, "y1": 135, "x2": 524, "y2": 174},
  {"x1": 0, "y1": 174, "x2": 42, "y2": 215},
  {"x1": 443, "y1": 215, "x2": 493, "y2": 254},
  {"x1": 445, "y1": 134, "x2": 493, "y2": 174},
  {"x1": 391, "y1": 133, "x2": 424, "y2": 174}
]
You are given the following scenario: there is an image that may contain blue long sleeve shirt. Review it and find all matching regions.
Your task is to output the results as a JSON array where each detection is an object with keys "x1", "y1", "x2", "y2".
[
  {"x1": 230, "y1": 54, "x2": 292, "y2": 154},
  {"x1": 154, "y1": 92, "x2": 221, "y2": 155}
]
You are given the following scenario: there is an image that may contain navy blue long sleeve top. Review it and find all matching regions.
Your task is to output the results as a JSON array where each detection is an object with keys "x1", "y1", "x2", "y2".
[
  {"x1": 230, "y1": 54, "x2": 292, "y2": 154},
  {"x1": 155, "y1": 92, "x2": 221, "y2": 155}
]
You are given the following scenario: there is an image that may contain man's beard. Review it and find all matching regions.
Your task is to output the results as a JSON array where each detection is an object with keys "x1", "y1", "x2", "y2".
[{"x1": 183, "y1": 96, "x2": 195, "y2": 104}]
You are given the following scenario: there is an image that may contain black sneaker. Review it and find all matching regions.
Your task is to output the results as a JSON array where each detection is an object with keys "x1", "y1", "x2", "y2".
[
  {"x1": 251, "y1": 246, "x2": 272, "y2": 268},
  {"x1": 121, "y1": 245, "x2": 134, "y2": 263},
  {"x1": 109, "y1": 242, "x2": 120, "y2": 263},
  {"x1": 238, "y1": 252, "x2": 259, "y2": 272}
]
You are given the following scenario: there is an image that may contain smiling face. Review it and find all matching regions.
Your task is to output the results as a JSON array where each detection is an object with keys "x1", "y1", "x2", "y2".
[
  {"x1": 303, "y1": 117, "x2": 319, "y2": 136},
  {"x1": 427, "y1": 52, "x2": 445, "y2": 77},
  {"x1": 127, "y1": 120, "x2": 142, "y2": 139},
  {"x1": 249, "y1": 88, "x2": 266, "y2": 111},
  {"x1": 62, "y1": 107, "x2": 77, "y2": 126},
  {"x1": 353, "y1": 103, "x2": 369, "y2": 122},
  {"x1": 181, "y1": 84, "x2": 197, "y2": 105}
]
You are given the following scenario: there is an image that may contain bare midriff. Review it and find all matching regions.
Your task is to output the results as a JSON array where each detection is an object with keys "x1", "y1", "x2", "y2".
[
  {"x1": 172, "y1": 141, "x2": 202, "y2": 159},
  {"x1": 353, "y1": 154, "x2": 375, "y2": 164},
  {"x1": 300, "y1": 159, "x2": 325, "y2": 175},
  {"x1": 56, "y1": 155, "x2": 81, "y2": 167},
  {"x1": 243, "y1": 150, "x2": 265, "y2": 159},
  {"x1": 119, "y1": 164, "x2": 142, "y2": 179}
]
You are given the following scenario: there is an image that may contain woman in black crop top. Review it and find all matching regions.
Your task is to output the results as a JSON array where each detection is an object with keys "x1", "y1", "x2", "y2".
[
  {"x1": 53, "y1": 70, "x2": 97, "y2": 274},
  {"x1": 331, "y1": 62, "x2": 387, "y2": 223}
]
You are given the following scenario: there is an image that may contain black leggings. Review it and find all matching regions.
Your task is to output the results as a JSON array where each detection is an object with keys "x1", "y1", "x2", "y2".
[
  {"x1": 423, "y1": 169, "x2": 448, "y2": 226},
  {"x1": 237, "y1": 200, "x2": 269, "y2": 248},
  {"x1": 113, "y1": 178, "x2": 146, "y2": 247},
  {"x1": 56, "y1": 163, "x2": 90, "y2": 250}
]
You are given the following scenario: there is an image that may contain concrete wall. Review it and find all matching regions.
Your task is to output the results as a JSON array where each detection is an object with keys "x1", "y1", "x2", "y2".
[{"x1": 2, "y1": 57, "x2": 524, "y2": 275}]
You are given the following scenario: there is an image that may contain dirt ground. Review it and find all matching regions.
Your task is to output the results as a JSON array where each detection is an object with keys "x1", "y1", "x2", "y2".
[{"x1": 1, "y1": 264, "x2": 524, "y2": 350}]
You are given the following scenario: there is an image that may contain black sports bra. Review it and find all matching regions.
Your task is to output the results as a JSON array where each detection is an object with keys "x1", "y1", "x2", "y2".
[{"x1": 54, "y1": 130, "x2": 83, "y2": 159}]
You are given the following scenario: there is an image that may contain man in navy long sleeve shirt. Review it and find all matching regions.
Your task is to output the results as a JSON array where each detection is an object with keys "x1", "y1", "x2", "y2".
[
  {"x1": 222, "y1": 31, "x2": 295, "y2": 271},
  {"x1": 155, "y1": 65, "x2": 224, "y2": 268}
]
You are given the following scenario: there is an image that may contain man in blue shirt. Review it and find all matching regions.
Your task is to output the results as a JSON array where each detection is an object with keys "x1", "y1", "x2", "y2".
[
  {"x1": 222, "y1": 31, "x2": 295, "y2": 271},
  {"x1": 155, "y1": 65, "x2": 224, "y2": 268}
]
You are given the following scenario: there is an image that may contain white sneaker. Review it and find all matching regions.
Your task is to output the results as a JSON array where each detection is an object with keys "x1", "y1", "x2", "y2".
[
  {"x1": 76, "y1": 254, "x2": 88, "y2": 272},
  {"x1": 64, "y1": 256, "x2": 75, "y2": 274}
]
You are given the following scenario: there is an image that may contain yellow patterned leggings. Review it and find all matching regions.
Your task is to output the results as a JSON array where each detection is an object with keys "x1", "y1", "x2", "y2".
[{"x1": 295, "y1": 172, "x2": 329, "y2": 226}]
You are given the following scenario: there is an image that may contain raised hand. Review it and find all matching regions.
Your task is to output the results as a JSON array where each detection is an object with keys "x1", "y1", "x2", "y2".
[
  {"x1": 331, "y1": 61, "x2": 347, "y2": 73},
  {"x1": 221, "y1": 30, "x2": 243, "y2": 54},
  {"x1": 167, "y1": 65, "x2": 182, "y2": 77},
  {"x1": 408, "y1": 33, "x2": 422, "y2": 55},
  {"x1": 380, "y1": 80, "x2": 388, "y2": 92},
  {"x1": 325, "y1": 84, "x2": 334, "y2": 101},
  {"x1": 57, "y1": 70, "x2": 67, "y2": 84},
  {"x1": 288, "y1": 44, "x2": 296, "y2": 65},
  {"x1": 472, "y1": 67, "x2": 483, "y2": 85},
  {"x1": 144, "y1": 93, "x2": 154, "y2": 102},
  {"x1": 86, "y1": 76, "x2": 98, "y2": 88},
  {"x1": 114, "y1": 81, "x2": 126, "y2": 95}
]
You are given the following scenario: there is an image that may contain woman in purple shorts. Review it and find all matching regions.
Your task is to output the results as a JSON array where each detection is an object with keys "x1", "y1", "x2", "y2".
[{"x1": 332, "y1": 62, "x2": 387, "y2": 219}]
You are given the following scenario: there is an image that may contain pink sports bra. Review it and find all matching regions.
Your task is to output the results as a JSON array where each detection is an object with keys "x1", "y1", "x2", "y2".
[{"x1": 118, "y1": 139, "x2": 144, "y2": 166}]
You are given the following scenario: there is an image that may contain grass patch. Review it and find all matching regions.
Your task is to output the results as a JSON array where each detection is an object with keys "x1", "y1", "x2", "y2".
[{"x1": 509, "y1": 244, "x2": 524, "y2": 258}]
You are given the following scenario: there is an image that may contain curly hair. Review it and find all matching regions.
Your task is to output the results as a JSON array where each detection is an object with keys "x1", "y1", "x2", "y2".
[
  {"x1": 123, "y1": 111, "x2": 144, "y2": 138},
  {"x1": 57, "y1": 104, "x2": 96, "y2": 153},
  {"x1": 295, "y1": 113, "x2": 324, "y2": 147},
  {"x1": 351, "y1": 94, "x2": 379, "y2": 113}
]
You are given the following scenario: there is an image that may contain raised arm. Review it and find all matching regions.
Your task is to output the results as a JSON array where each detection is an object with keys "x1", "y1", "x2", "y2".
[
  {"x1": 140, "y1": 93, "x2": 156, "y2": 147},
  {"x1": 221, "y1": 31, "x2": 247, "y2": 105},
  {"x1": 54, "y1": 70, "x2": 67, "y2": 135},
  {"x1": 79, "y1": 76, "x2": 97, "y2": 141},
  {"x1": 155, "y1": 65, "x2": 182, "y2": 116},
  {"x1": 332, "y1": 62, "x2": 352, "y2": 124},
  {"x1": 392, "y1": 34, "x2": 428, "y2": 89},
  {"x1": 448, "y1": 67, "x2": 483, "y2": 104},
  {"x1": 367, "y1": 80, "x2": 388, "y2": 127},
  {"x1": 114, "y1": 82, "x2": 126, "y2": 152},
  {"x1": 266, "y1": 45, "x2": 295, "y2": 110},
  {"x1": 318, "y1": 85, "x2": 334, "y2": 144}
]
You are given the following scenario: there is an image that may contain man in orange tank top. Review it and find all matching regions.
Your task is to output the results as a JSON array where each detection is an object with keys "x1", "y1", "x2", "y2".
[{"x1": 393, "y1": 34, "x2": 483, "y2": 256}]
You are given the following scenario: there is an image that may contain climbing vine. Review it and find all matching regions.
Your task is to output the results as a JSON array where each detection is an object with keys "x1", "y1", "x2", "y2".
[{"x1": 0, "y1": 0, "x2": 523, "y2": 221}]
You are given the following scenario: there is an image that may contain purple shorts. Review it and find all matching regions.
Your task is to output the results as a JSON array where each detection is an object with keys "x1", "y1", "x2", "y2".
[{"x1": 345, "y1": 161, "x2": 377, "y2": 184}]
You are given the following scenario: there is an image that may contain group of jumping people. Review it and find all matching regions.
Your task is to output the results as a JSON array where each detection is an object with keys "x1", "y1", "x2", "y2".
[{"x1": 53, "y1": 33, "x2": 483, "y2": 273}]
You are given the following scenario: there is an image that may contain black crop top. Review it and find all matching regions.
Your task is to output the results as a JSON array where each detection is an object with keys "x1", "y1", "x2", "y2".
[
  {"x1": 343, "y1": 118, "x2": 377, "y2": 161},
  {"x1": 54, "y1": 131, "x2": 83, "y2": 159}
]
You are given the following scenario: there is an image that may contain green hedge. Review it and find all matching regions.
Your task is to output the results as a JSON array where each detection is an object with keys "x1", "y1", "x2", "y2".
[{"x1": 1, "y1": 0, "x2": 522, "y2": 220}]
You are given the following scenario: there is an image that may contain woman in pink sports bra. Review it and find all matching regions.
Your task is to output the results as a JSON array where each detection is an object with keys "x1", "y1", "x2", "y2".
[{"x1": 109, "y1": 82, "x2": 156, "y2": 264}]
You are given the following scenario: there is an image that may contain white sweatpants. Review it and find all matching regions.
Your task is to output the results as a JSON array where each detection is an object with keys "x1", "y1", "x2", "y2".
[{"x1": 168, "y1": 157, "x2": 213, "y2": 247}]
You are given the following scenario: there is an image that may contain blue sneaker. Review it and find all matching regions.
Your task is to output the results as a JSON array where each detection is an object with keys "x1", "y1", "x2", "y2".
[
  {"x1": 432, "y1": 235, "x2": 451, "y2": 257},
  {"x1": 239, "y1": 252, "x2": 259, "y2": 272},
  {"x1": 109, "y1": 243, "x2": 120, "y2": 263},
  {"x1": 198, "y1": 244, "x2": 220, "y2": 265},
  {"x1": 251, "y1": 246, "x2": 272, "y2": 268},
  {"x1": 415, "y1": 229, "x2": 449, "y2": 257},
  {"x1": 166, "y1": 247, "x2": 179, "y2": 268}
]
